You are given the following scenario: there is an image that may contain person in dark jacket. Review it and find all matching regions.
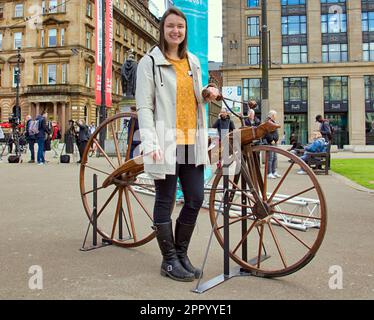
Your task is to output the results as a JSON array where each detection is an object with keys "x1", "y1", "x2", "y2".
[
  {"x1": 35, "y1": 111, "x2": 50, "y2": 165},
  {"x1": 244, "y1": 109, "x2": 261, "y2": 127},
  {"x1": 25, "y1": 115, "x2": 36, "y2": 163},
  {"x1": 212, "y1": 108, "x2": 235, "y2": 139},
  {"x1": 76, "y1": 119, "x2": 90, "y2": 163},
  {"x1": 264, "y1": 110, "x2": 281, "y2": 179},
  {"x1": 316, "y1": 114, "x2": 332, "y2": 143}
]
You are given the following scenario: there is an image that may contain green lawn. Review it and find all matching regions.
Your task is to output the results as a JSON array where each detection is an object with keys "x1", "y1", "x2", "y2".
[{"x1": 331, "y1": 159, "x2": 374, "y2": 190}]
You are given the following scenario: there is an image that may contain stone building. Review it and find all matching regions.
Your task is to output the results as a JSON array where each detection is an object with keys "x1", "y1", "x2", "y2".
[
  {"x1": 0, "y1": 0, "x2": 159, "y2": 136},
  {"x1": 222, "y1": 0, "x2": 374, "y2": 148}
]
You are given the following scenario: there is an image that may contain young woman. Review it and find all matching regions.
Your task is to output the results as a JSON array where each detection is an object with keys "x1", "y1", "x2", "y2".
[{"x1": 136, "y1": 7, "x2": 219, "y2": 282}]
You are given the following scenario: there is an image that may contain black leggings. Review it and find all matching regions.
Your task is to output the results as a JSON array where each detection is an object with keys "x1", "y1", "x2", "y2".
[{"x1": 153, "y1": 145, "x2": 204, "y2": 225}]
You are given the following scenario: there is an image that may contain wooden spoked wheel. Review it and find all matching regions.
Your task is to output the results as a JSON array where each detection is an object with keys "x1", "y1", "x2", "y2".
[
  {"x1": 209, "y1": 145, "x2": 327, "y2": 277},
  {"x1": 79, "y1": 112, "x2": 157, "y2": 247}
]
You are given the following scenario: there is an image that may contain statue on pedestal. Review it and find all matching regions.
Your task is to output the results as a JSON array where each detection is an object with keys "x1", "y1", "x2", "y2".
[{"x1": 121, "y1": 54, "x2": 138, "y2": 98}]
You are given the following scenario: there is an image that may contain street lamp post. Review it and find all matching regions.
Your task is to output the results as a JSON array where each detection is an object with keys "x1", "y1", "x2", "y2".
[{"x1": 15, "y1": 47, "x2": 21, "y2": 121}]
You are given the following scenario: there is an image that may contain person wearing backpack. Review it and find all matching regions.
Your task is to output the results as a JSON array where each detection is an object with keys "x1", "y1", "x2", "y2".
[
  {"x1": 35, "y1": 110, "x2": 50, "y2": 165},
  {"x1": 316, "y1": 115, "x2": 333, "y2": 143},
  {"x1": 25, "y1": 115, "x2": 37, "y2": 163}
]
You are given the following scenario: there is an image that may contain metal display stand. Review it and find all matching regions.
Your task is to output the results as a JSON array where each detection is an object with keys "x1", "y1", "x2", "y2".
[
  {"x1": 80, "y1": 174, "x2": 112, "y2": 251},
  {"x1": 192, "y1": 170, "x2": 270, "y2": 294}
]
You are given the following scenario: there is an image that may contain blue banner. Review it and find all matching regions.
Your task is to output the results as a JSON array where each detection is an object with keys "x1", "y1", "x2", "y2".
[{"x1": 172, "y1": 0, "x2": 208, "y2": 86}]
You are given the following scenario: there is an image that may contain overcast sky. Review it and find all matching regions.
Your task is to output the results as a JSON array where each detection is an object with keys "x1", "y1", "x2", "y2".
[{"x1": 151, "y1": 0, "x2": 222, "y2": 62}]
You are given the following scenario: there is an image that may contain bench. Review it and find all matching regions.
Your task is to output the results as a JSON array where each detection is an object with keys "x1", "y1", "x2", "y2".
[{"x1": 305, "y1": 143, "x2": 331, "y2": 175}]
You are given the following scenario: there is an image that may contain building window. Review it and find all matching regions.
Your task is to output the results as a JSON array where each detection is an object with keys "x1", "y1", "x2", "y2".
[
  {"x1": 282, "y1": 0, "x2": 306, "y2": 4},
  {"x1": 123, "y1": 3, "x2": 127, "y2": 14},
  {"x1": 86, "y1": 1, "x2": 92, "y2": 17},
  {"x1": 362, "y1": 11, "x2": 374, "y2": 32},
  {"x1": 13, "y1": 67, "x2": 19, "y2": 87},
  {"x1": 281, "y1": 15, "x2": 307, "y2": 35},
  {"x1": 247, "y1": 16, "x2": 259, "y2": 37},
  {"x1": 14, "y1": 4, "x2": 24, "y2": 18},
  {"x1": 321, "y1": 13, "x2": 347, "y2": 34},
  {"x1": 0, "y1": 69, "x2": 2, "y2": 87},
  {"x1": 60, "y1": 0, "x2": 66, "y2": 12},
  {"x1": 115, "y1": 0, "x2": 120, "y2": 7},
  {"x1": 0, "y1": 33, "x2": 2, "y2": 50},
  {"x1": 363, "y1": 43, "x2": 374, "y2": 62},
  {"x1": 243, "y1": 78, "x2": 261, "y2": 107},
  {"x1": 47, "y1": 64, "x2": 57, "y2": 84},
  {"x1": 14, "y1": 32, "x2": 22, "y2": 49},
  {"x1": 131, "y1": 9, "x2": 134, "y2": 19},
  {"x1": 85, "y1": 65, "x2": 91, "y2": 87},
  {"x1": 49, "y1": 0, "x2": 58, "y2": 14},
  {"x1": 62, "y1": 63, "x2": 67, "y2": 83},
  {"x1": 324, "y1": 76, "x2": 348, "y2": 102},
  {"x1": 322, "y1": 43, "x2": 348, "y2": 62},
  {"x1": 282, "y1": 45, "x2": 308, "y2": 64},
  {"x1": 0, "y1": 4, "x2": 4, "y2": 19},
  {"x1": 38, "y1": 65, "x2": 43, "y2": 84},
  {"x1": 247, "y1": 0, "x2": 259, "y2": 7},
  {"x1": 48, "y1": 28, "x2": 57, "y2": 47},
  {"x1": 248, "y1": 46, "x2": 260, "y2": 65},
  {"x1": 60, "y1": 28, "x2": 65, "y2": 46},
  {"x1": 115, "y1": 76, "x2": 119, "y2": 95},
  {"x1": 131, "y1": 33, "x2": 134, "y2": 45},
  {"x1": 116, "y1": 45, "x2": 120, "y2": 62},
  {"x1": 283, "y1": 77, "x2": 308, "y2": 102},
  {"x1": 365, "y1": 75, "x2": 374, "y2": 103},
  {"x1": 86, "y1": 31, "x2": 91, "y2": 49},
  {"x1": 365, "y1": 76, "x2": 374, "y2": 145},
  {"x1": 41, "y1": 29, "x2": 45, "y2": 47}
]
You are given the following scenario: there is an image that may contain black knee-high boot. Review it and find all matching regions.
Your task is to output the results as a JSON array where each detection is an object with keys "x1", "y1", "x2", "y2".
[
  {"x1": 175, "y1": 219, "x2": 202, "y2": 279},
  {"x1": 154, "y1": 221, "x2": 195, "y2": 282}
]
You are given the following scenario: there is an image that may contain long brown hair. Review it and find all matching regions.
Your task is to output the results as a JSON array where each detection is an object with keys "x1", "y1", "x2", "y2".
[{"x1": 159, "y1": 7, "x2": 188, "y2": 59}]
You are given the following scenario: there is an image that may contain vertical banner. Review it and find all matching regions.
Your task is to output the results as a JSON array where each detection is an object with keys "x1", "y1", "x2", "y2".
[
  {"x1": 105, "y1": 0, "x2": 113, "y2": 107},
  {"x1": 95, "y1": 0, "x2": 113, "y2": 107},
  {"x1": 173, "y1": 0, "x2": 208, "y2": 87},
  {"x1": 95, "y1": 0, "x2": 103, "y2": 106}
]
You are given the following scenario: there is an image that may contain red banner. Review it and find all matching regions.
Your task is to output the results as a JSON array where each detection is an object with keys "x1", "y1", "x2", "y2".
[{"x1": 95, "y1": 0, "x2": 113, "y2": 107}]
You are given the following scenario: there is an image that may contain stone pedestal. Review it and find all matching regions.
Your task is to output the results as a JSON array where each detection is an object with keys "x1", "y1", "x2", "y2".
[{"x1": 119, "y1": 96, "x2": 136, "y2": 113}]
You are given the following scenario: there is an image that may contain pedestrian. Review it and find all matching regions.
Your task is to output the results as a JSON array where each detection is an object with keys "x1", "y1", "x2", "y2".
[
  {"x1": 76, "y1": 119, "x2": 90, "y2": 163},
  {"x1": 44, "y1": 118, "x2": 52, "y2": 162},
  {"x1": 212, "y1": 107, "x2": 235, "y2": 139},
  {"x1": 88, "y1": 122, "x2": 96, "y2": 136},
  {"x1": 264, "y1": 110, "x2": 281, "y2": 179},
  {"x1": 315, "y1": 114, "x2": 333, "y2": 143},
  {"x1": 135, "y1": 7, "x2": 220, "y2": 282},
  {"x1": 244, "y1": 108, "x2": 260, "y2": 127},
  {"x1": 51, "y1": 121, "x2": 61, "y2": 158},
  {"x1": 36, "y1": 110, "x2": 50, "y2": 165},
  {"x1": 281, "y1": 131, "x2": 286, "y2": 145},
  {"x1": 0, "y1": 125, "x2": 4, "y2": 161},
  {"x1": 24, "y1": 115, "x2": 36, "y2": 163}
]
